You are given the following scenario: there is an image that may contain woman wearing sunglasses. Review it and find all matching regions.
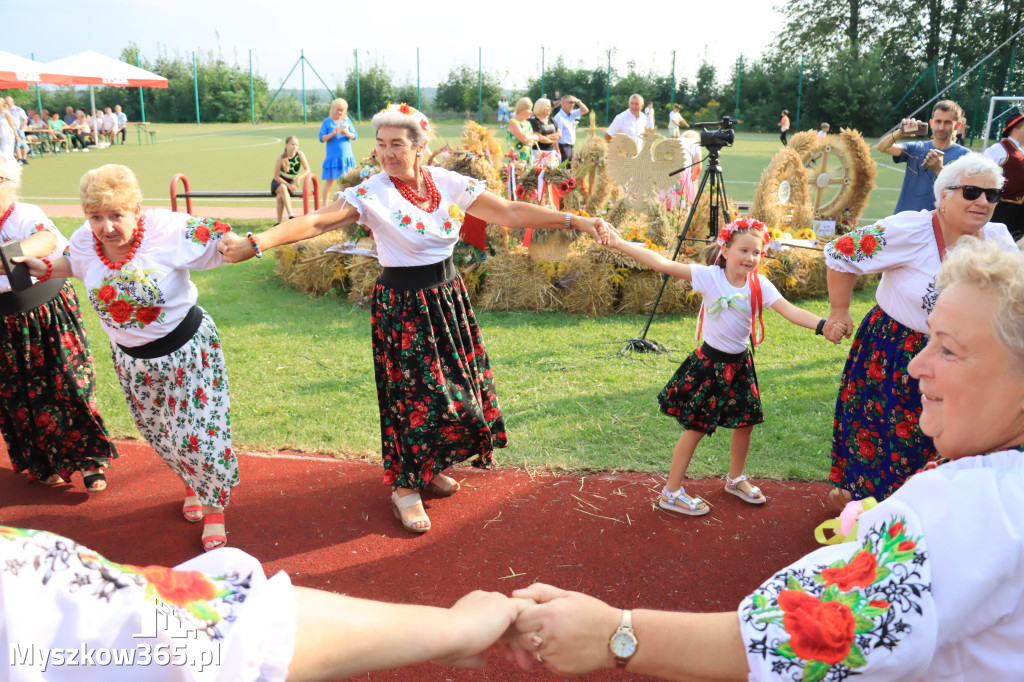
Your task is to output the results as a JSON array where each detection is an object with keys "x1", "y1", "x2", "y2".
[{"x1": 822, "y1": 152, "x2": 1016, "y2": 506}]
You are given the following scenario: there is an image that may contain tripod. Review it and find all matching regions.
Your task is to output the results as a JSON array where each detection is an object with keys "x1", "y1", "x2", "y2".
[{"x1": 620, "y1": 141, "x2": 733, "y2": 354}]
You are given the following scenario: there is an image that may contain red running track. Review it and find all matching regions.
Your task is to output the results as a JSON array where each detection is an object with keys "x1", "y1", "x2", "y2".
[{"x1": 0, "y1": 438, "x2": 834, "y2": 680}]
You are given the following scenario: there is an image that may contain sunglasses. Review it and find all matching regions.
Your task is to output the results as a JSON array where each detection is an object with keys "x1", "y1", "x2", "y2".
[{"x1": 948, "y1": 185, "x2": 1002, "y2": 203}]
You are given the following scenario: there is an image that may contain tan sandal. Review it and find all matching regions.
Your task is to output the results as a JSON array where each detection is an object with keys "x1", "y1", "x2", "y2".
[
  {"x1": 391, "y1": 491, "x2": 430, "y2": 533},
  {"x1": 425, "y1": 473, "x2": 460, "y2": 497}
]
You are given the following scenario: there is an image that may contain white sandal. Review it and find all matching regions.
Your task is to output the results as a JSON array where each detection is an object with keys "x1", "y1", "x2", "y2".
[
  {"x1": 658, "y1": 486, "x2": 710, "y2": 516},
  {"x1": 724, "y1": 474, "x2": 766, "y2": 505},
  {"x1": 391, "y1": 491, "x2": 431, "y2": 533}
]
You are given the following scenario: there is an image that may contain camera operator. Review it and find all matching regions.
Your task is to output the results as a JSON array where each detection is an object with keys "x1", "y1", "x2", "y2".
[{"x1": 877, "y1": 100, "x2": 969, "y2": 213}]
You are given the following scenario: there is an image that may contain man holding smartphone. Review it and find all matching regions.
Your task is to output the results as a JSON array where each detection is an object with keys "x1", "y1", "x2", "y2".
[{"x1": 877, "y1": 100, "x2": 969, "y2": 213}]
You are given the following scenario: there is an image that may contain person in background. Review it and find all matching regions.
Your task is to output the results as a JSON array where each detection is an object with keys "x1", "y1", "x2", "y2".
[
  {"x1": 5, "y1": 97, "x2": 30, "y2": 166},
  {"x1": 605, "y1": 94, "x2": 645, "y2": 145},
  {"x1": 114, "y1": 104, "x2": 128, "y2": 145},
  {"x1": 497, "y1": 95, "x2": 510, "y2": 124},
  {"x1": 779, "y1": 109, "x2": 790, "y2": 146},
  {"x1": 877, "y1": 100, "x2": 969, "y2": 213},
  {"x1": 818, "y1": 122, "x2": 830, "y2": 137},
  {"x1": 271, "y1": 135, "x2": 311, "y2": 225},
  {"x1": 528, "y1": 98, "x2": 560, "y2": 167},
  {"x1": 319, "y1": 98, "x2": 358, "y2": 204},
  {"x1": 63, "y1": 105, "x2": 77, "y2": 126},
  {"x1": 506, "y1": 97, "x2": 538, "y2": 166},
  {"x1": 0, "y1": 102, "x2": 16, "y2": 162},
  {"x1": 45, "y1": 113, "x2": 69, "y2": 152},
  {"x1": 553, "y1": 94, "x2": 588, "y2": 163},
  {"x1": 668, "y1": 104, "x2": 688, "y2": 138},
  {"x1": 101, "y1": 107, "x2": 116, "y2": 144},
  {"x1": 983, "y1": 109, "x2": 1024, "y2": 240},
  {"x1": 644, "y1": 101, "x2": 655, "y2": 129},
  {"x1": 74, "y1": 110, "x2": 93, "y2": 149}
]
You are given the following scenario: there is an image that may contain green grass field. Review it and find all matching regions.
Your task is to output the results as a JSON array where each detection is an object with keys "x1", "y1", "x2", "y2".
[
  {"x1": 25, "y1": 123, "x2": 892, "y2": 480},
  {"x1": 21, "y1": 121, "x2": 921, "y2": 222}
]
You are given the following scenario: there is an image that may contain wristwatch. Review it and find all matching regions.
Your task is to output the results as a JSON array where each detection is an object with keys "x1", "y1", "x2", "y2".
[{"x1": 608, "y1": 609, "x2": 638, "y2": 668}]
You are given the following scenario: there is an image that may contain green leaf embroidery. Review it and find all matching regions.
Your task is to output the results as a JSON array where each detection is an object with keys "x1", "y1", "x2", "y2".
[
  {"x1": 842, "y1": 642, "x2": 868, "y2": 668},
  {"x1": 787, "y1": 574, "x2": 806, "y2": 592},
  {"x1": 802, "y1": 659, "x2": 830, "y2": 682},
  {"x1": 854, "y1": 613, "x2": 875, "y2": 634},
  {"x1": 776, "y1": 641, "x2": 797, "y2": 660}
]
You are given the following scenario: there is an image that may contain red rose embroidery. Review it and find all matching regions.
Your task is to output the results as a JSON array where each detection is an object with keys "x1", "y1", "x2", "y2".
[
  {"x1": 212, "y1": 221, "x2": 231, "y2": 234},
  {"x1": 194, "y1": 225, "x2": 211, "y2": 244},
  {"x1": 778, "y1": 590, "x2": 855, "y2": 664},
  {"x1": 898, "y1": 540, "x2": 916, "y2": 551},
  {"x1": 107, "y1": 299, "x2": 134, "y2": 324},
  {"x1": 409, "y1": 411, "x2": 425, "y2": 428},
  {"x1": 821, "y1": 551, "x2": 877, "y2": 590},
  {"x1": 484, "y1": 407, "x2": 499, "y2": 421},
  {"x1": 834, "y1": 236, "x2": 856, "y2": 257},
  {"x1": 131, "y1": 566, "x2": 217, "y2": 606},
  {"x1": 867, "y1": 362, "x2": 884, "y2": 381},
  {"x1": 888, "y1": 521, "x2": 904, "y2": 538},
  {"x1": 859, "y1": 440, "x2": 876, "y2": 460},
  {"x1": 97, "y1": 285, "x2": 116, "y2": 302},
  {"x1": 135, "y1": 306, "x2": 161, "y2": 326},
  {"x1": 401, "y1": 216, "x2": 412, "y2": 225},
  {"x1": 859, "y1": 234, "x2": 877, "y2": 256},
  {"x1": 895, "y1": 421, "x2": 912, "y2": 439},
  {"x1": 869, "y1": 599, "x2": 890, "y2": 609}
]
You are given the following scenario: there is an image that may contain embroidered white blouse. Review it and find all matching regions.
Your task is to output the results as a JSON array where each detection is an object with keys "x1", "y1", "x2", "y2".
[
  {"x1": 67, "y1": 209, "x2": 230, "y2": 347},
  {"x1": 0, "y1": 527, "x2": 295, "y2": 681},
  {"x1": 0, "y1": 203, "x2": 67, "y2": 293},
  {"x1": 739, "y1": 448, "x2": 1024, "y2": 681},
  {"x1": 341, "y1": 167, "x2": 483, "y2": 268},
  {"x1": 691, "y1": 265, "x2": 782, "y2": 355},
  {"x1": 825, "y1": 211, "x2": 1016, "y2": 333}
]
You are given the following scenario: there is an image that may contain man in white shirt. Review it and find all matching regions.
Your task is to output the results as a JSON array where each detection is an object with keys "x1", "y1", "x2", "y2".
[
  {"x1": 4, "y1": 97, "x2": 30, "y2": 165},
  {"x1": 114, "y1": 105, "x2": 128, "y2": 144},
  {"x1": 553, "y1": 95, "x2": 589, "y2": 162},
  {"x1": 101, "y1": 107, "x2": 116, "y2": 144},
  {"x1": 818, "y1": 122, "x2": 830, "y2": 137},
  {"x1": 668, "y1": 104, "x2": 688, "y2": 138},
  {"x1": 984, "y1": 110, "x2": 1024, "y2": 240},
  {"x1": 604, "y1": 94, "x2": 645, "y2": 146}
]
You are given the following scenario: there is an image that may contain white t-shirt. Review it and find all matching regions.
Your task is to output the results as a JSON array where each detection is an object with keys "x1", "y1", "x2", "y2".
[
  {"x1": 690, "y1": 264, "x2": 782, "y2": 354},
  {"x1": 553, "y1": 108, "x2": 582, "y2": 145},
  {"x1": 644, "y1": 105, "x2": 654, "y2": 128},
  {"x1": 0, "y1": 528, "x2": 296, "y2": 681},
  {"x1": 740, "y1": 448, "x2": 1024, "y2": 681},
  {"x1": 102, "y1": 112, "x2": 116, "y2": 132},
  {"x1": 983, "y1": 136, "x2": 1021, "y2": 165},
  {"x1": 668, "y1": 111, "x2": 684, "y2": 136},
  {"x1": 68, "y1": 208, "x2": 229, "y2": 346},
  {"x1": 341, "y1": 167, "x2": 484, "y2": 267},
  {"x1": 825, "y1": 210, "x2": 1016, "y2": 333},
  {"x1": 0, "y1": 203, "x2": 67, "y2": 293},
  {"x1": 605, "y1": 109, "x2": 645, "y2": 144}
]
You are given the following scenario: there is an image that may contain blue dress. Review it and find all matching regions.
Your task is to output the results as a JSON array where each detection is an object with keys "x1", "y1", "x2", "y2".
[{"x1": 319, "y1": 116, "x2": 358, "y2": 181}]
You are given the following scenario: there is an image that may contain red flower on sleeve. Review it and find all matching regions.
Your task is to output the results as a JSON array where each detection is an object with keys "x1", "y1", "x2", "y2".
[
  {"x1": 834, "y1": 236, "x2": 856, "y2": 257},
  {"x1": 778, "y1": 590, "x2": 856, "y2": 664},
  {"x1": 820, "y1": 551, "x2": 878, "y2": 590}
]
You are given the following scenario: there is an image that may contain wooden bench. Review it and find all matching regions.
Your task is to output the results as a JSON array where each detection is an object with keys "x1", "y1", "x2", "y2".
[
  {"x1": 170, "y1": 173, "x2": 322, "y2": 216},
  {"x1": 134, "y1": 122, "x2": 159, "y2": 145}
]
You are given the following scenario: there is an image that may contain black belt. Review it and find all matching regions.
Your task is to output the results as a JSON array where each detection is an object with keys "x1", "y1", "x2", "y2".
[
  {"x1": 0, "y1": 278, "x2": 66, "y2": 316},
  {"x1": 699, "y1": 342, "x2": 749, "y2": 364},
  {"x1": 117, "y1": 305, "x2": 203, "y2": 359},
  {"x1": 377, "y1": 257, "x2": 458, "y2": 291}
]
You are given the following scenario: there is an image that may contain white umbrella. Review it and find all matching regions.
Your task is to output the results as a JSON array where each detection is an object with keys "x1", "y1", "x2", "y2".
[
  {"x1": 42, "y1": 50, "x2": 168, "y2": 88},
  {"x1": 0, "y1": 50, "x2": 73, "y2": 88}
]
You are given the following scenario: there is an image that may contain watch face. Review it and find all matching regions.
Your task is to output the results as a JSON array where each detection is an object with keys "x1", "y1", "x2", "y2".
[{"x1": 610, "y1": 630, "x2": 638, "y2": 658}]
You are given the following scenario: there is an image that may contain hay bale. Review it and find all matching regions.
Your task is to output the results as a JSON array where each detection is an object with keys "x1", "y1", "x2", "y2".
[
  {"x1": 614, "y1": 265, "x2": 700, "y2": 315},
  {"x1": 477, "y1": 253, "x2": 557, "y2": 311},
  {"x1": 554, "y1": 253, "x2": 617, "y2": 317},
  {"x1": 275, "y1": 232, "x2": 353, "y2": 296},
  {"x1": 346, "y1": 257, "x2": 383, "y2": 307}
]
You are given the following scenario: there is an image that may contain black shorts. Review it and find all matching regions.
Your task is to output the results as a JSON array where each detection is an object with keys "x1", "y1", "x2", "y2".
[{"x1": 271, "y1": 179, "x2": 295, "y2": 194}]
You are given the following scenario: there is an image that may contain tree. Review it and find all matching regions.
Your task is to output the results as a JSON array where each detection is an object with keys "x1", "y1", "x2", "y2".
[
  {"x1": 343, "y1": 59, "x2": 393, "y2": 121},
  {"x1": 394, "y1": 82, "x2": 421, "y2": 108},
  {"x1": 434, "y1": 64, "x2": 502, "y2": 116}
]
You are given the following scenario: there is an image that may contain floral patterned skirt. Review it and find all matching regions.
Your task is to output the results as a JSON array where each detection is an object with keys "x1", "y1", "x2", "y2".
[
  {"x1": 658, "y1": 342, "x2": 763, "y2": 436},
  {"x1": 112, "y1": 309, "x2": 238, "y2": 507},
  {"x1": 371, "y1": 273, "x2": 507, "y2": 490},
  {"x1": 829, "y1": 305, "x2": 936, "y2": 500},
  {"x1": 0, "y1": 281, "x2": 118, "y2": 481}
]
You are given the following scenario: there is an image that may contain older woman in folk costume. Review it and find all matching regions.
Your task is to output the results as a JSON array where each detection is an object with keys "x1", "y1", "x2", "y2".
[
  {"x1": 0, "y1": 155, "x2": 118, "y2": 491},
  {"x1": 823, "y1": 153, "x2": 1016, "y2": 506},
  {"x1": 511, "y1": 238, "x2": 1024, "y2": 681},
  {"x1": 219, "y1": 104, "x2": 611, "y2": 534},
  {"x1": 18, "y1": 165, "x2": 239, "y2": 552}
]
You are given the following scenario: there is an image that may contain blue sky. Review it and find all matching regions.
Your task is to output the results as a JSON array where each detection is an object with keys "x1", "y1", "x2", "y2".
[{"x1": 6, "y1": 0, "x2": 786, "y2": 94}]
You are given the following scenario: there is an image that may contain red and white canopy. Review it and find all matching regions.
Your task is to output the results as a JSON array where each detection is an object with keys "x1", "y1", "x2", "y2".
[
  {"x1": 43, "y1": 50, "x2": 168, "y2": 88},
  {"x1": 0, "y1": 50, "x2": 73, "y2": 88}
]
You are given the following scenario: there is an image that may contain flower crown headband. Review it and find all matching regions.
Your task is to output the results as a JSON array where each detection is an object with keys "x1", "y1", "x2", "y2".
[
  {"x1": 379, "y1": 102, "x2": 432, "y2": 138},
  {"x1": 716, "y1": 216, "x2": 770, "y2": 256}
]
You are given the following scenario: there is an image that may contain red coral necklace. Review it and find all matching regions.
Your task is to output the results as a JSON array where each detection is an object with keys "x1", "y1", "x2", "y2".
[
  {"x1": 94, "y1": 216, "x2": 146, "y2": 270},
  {"x1": 0, "y1": 203, "x2": 14, "y2": 236},
  {"x1": 390, "y1": 168, "x2": 441, "y2": 213}
]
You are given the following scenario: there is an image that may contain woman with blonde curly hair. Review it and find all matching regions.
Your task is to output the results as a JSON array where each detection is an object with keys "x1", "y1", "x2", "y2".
[
  {"x1": 18, "y1": 164, "x2": 240, "y2": 552},
  {"x1": 219, "y1": 104, "x2": 612, "y2": 534}
]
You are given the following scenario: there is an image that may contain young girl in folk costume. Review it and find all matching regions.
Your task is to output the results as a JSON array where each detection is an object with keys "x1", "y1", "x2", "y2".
[{"x1": 605, "y1": 217, "x2": 836, "y2": 516}]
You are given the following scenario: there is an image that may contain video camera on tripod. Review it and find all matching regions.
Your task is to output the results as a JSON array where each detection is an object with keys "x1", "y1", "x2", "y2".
[{"x1": 694, "y1": 115, "x2": 737, "y2": 149}]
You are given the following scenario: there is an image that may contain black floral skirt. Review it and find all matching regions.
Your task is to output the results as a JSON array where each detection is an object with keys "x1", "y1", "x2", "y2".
[
  {"x1": 658, "y1": 342, "x2": 763, "y2": 435},
  {"x1": 371, "y1": 263, "x2": 507, "y2": 490},
  {"x1": 0, "y1": 280, "x2": 118, "y2": 481}
]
